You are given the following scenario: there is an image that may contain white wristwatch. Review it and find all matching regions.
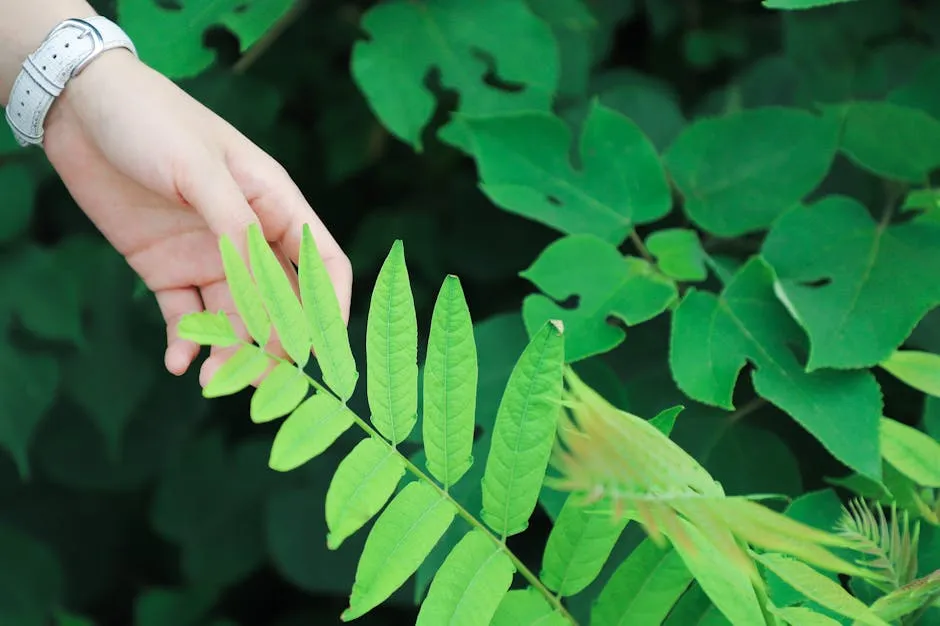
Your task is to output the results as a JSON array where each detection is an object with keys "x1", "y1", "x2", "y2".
[{"x1": 4, "y1": 16, "x2": 137, "y2": 147}]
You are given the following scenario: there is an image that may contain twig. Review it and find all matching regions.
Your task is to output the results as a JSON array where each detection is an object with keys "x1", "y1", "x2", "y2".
[{"x1": 233, "y1": 0, "x2": 310, "y2": 74}]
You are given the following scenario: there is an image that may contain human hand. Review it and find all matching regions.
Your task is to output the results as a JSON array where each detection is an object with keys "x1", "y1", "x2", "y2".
[{"x1": 41, "y1": 50, "x2": 352, "y2": 386}]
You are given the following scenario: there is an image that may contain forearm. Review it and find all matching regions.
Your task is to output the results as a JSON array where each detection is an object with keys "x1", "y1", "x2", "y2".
[{"x1": 0, "y1": 0, "x2": 96, "y2": 104}]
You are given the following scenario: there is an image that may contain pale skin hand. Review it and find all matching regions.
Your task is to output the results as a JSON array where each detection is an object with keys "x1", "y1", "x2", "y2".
[{"x1": 1, "y1": 1, "x2": 352, "y2": 385}]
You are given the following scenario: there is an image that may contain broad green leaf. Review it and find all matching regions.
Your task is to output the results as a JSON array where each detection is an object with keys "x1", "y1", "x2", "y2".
[
  {"x1": 249, "y1": 362, "x2": 309, "y2": 424},
  {"x1": 889, "y1": 54, "x2": 940, "y2": 120},
  {"x1": 218, "y1": 235, "x2": 270, "y2": 346},
  {"x1": 247, "y1": 224, "x2": 311, "y2": 367},
  {"x1": 592, "y1": 539, "x2": 693, "y2": 626},
  {"x1": 117, "y1": 0, "x2": 297, "y2": 78},
  {"x1": 528, "y1": 0, "x2": 596, "y2": 97},
  {"x1": 829, "y1": 102, "x2": 940, "y2": 182},
  {"x1": 879, "y1": 350, "x2": 940, "y2": 397},
  {"x1": 423, "y1": 276, "x2": 478, "y2": 488},
  {"x1": 0, "y1": 163, "x2": 34, "y2": 243},
  {"x1": 756, "y1": 553, "x2": 889, "y2": 626},
  {"x1": 0, "y1": 523, "x2": 63, "y2": 626},
  {"x1": 177, "y1": 311, "x2": 240, "y2": 347},
  {"x1": 268, "y1": 392, "x2": 355, "y2": 472},
  {"x1": 0, "y1": 346, "x2": 58, "y2": 477},
  {"x1": 663, "y1": 584, "x2": 731, "y2": 626},
  {"x1": 344, "y1": 481, "x2": 456, "y2": 620},
  {"x1": 665, "y1": 107, "x2": 837, "y2": 236},
  {"x1": 773, "y1": 606, "x2": 842, "y2": 625},
  {"x1": 367, "y1": 241, "x2": 419, "y2": 445},
  {"x1": 669, "y1": 519, "x2": 765, "y2": 626},
  {"x1": 541, "y1": 497, "x2": 627, "y2": 596},
  {"x1": 299, "y1": 224, "x2": 358, "y2": 400},
  {"x1": 463, "y1": 101, "x2": 671, "y2": 244},
  {"x1": 202, "y1": 344, "x2": 270, "y2": 399},
  {"x1": 521, "y1": 235, "x2": 677, "y2": 362},
  {"x1": 645, "y1": 228, "x2": 708, "y2": 282},
  {"x1": 325, "y1": 438, "x2": 405, "y2": 549},
  {"x1": 415, "y1": 530, "x2": 514, "y2": 626},
  {"x1": 763, "y1": 196, "x2": 940, "y2": 369},
  {"x1": 491, "y1": 588, "x2": 568, "y2": 626},
  {"x1": 880, "y1": 417, "x2": 940, "y2": 487},
  {"x1": 481, "y1": 322, "x2": 565, "y2": 537},
  {"x1": 764, "y1": 0, "x2": 857, "y2": 8},
  {"x1": 351, "y1": 0, "x2": 557, "y2": 151},
  {"x1": 670, "y1": 257, "x2": 883, "y2": 480}
]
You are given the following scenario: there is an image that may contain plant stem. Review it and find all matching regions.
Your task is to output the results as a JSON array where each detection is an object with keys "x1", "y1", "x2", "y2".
[
  {"x1": 255, "y1": 346, "x2": 578, "y2": 625},
  {"x1": 629, "y1": 229, "x2": 655, "y2": 264}
]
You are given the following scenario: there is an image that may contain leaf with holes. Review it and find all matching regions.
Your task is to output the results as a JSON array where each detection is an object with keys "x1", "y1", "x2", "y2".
[
  {"x1": 665, "y1": 107, "x2": 837, "y2": 236},
  {"x1": 268, "y1": 392, "x2": 355, "y2": 472},
  {"x1": 463, "y1": 101, "x2": 671, "y2": 244},
  {"x1": 521, "y1": 235, "x2": 677, "y2": 362},
  {"x1": 670, "y1": 257, "x2": 883, "y2": 480},
  {"x1": 351, "y1": 0, "x2": 558, "y2": 151},
  {"x1": 763, "y1": 196, "x2": 940, "y2": 370}
]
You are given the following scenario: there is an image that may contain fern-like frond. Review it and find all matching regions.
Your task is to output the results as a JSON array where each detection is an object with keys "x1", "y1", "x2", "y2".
[{"x1": 837, "y1": 498, "x2": 920, "y2": 592}]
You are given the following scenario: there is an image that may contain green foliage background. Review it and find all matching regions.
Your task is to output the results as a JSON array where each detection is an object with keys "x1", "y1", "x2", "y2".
[{"x1": 0, "y1": 0, "x2": 938, "y2": 624}]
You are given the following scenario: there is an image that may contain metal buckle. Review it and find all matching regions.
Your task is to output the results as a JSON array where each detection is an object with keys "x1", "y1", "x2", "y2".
[{"x1": 47, "y1": 18, "x2": 105, "y2": 78}]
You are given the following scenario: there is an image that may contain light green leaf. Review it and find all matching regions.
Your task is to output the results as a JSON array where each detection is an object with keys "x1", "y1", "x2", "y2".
[
  {"x1": 756, "y1": 553, "x2": 889, "y2": 626},
  {"x1": 249, "y1": 362, "x2": 309, "y2": 424},
  {"x1": 177, "y1": 311, "x2": 240, "y2": 347},
  {"x1": 0, "y1": 346, "x2": 58, "y2": 478},
  {"x1": 829, "y1": 102, "x2": 940, "y2": 182},
  {"x1": 670, "y1": 257, "x2": 883, "y2": 480},
  {"x1": 299, "y1": 224, "x2": 358, "y2": 400},
  {"x1": 591, "y1": 538, "x2": 693, "y2": 626},
  {"x1": 268, "y1": 392, "x2": 355, "y2": 472},
  {"x1": 415, "y1": 530, "x2": 514, "y2": 626},
  {"x1": 665, "y1": 107, "x2": 837, "y2": 236},
  {"x1": 773, "y1": 606, "x2": 842, "y2": 625},
  {"x1": 491, "y1": 588, "x2": 568, "y2": 626},
  {"x1": 541, "y1": 497, "x2": 627, "y2": 597},
  {"x1": 763, "y1": 196, "x2": 940, "y2": 370},
  {"x1": 247, "y1": 224, "x2": 311, "y2": 367},
  {"x1": 868, "y1": 570, "x2": 940, "y2": 622},
  {"x1": 879, "y1": 350, "x2": 940, "y2": 397},
  {"x1": 325, "y1": 438, "x2": 405, "y2": 549},
  {"x1": 481, "y1": 322, "x2": 565, "y2": 537},
  {"x1": 202, "y1": 344, "x2": 271, "y2": 399},
  {"x1": 764, "y1": 0, "x2": 858, "y2": 9},
  {"x1": 645, "y1": 228, "x2": 708, "y2": 282},
  {"x1": 463, "y1": 101, "x2": 671, "y2": 244},
  {"x1": 117, "y1": 0, "x2": 298, "y2": 78},
  {"x1": 218, "y1": 235, "x2": 270, "y2": 346},
  {"x1": 521, "y1": 235, "x2": 677, "y2": 362},
  {"x1": 344, "y1": 481, "x2": 456, "y2": 620},
  {"x1": 880, "y1": 417, "x2": 940, "y2": 487},
  {"x1": 423, "y1": 276, "x2": 478, "y2": 488},
  {"x1": 350, "y1": 0, "x2": 558, "y2": 151},
  {"x1": 367, "y1": 241, "x2": 419, "y2": 445}
]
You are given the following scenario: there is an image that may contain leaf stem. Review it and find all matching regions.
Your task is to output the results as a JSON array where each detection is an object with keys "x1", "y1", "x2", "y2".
[{"x1": 628, "y1": 229, "x2": 655, "y2": 264}]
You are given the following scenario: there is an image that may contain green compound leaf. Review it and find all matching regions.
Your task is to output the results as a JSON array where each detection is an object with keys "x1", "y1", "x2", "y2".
[
  {"x1": 540, "y1": 497, "x2": 627, "y2": 597},
  {"x1": 762, "y1": 196, "x2": 940, "y2": 370},
  {"x1": 521, "y1": 235, "x2": 677, "y2": 363},
  {"x1": 423, "y1": 276, "x2": 478, "y2": 488},
  {"x1": 249, "y1": 362, "x2": 309, "y2": 424},
  {"x1": 592, "y1": 539, "x2": 693, "y2": 626},
  {"x1": 670, "y1": 257, "x2": 883, "y2": 480},
  {"x1": 248, "y1": 224, "x2": 311, "y2": 368},
  {"x1": 202, "y1": 344, "x2": 271, "y2": 399},
  {"x1": 268, "y1": 392, "x2": 355, "y2": 472},
  {"x1": 0, "y1": 345, "x2": 58, "y2": 478},
  {"x1": 463, "y1": 102, "x2": 671, "y2": 244},
  {"x1": 645, "y1": 228, "x2": 708, "y2": 282},
  {"x1": 763, "y1": 0, "x2": 858, "y2": 8},
  {"x1": 117, "y1": 0, "x2": 298, "y2": 78},
  {"x1": 367, "y1": 241, "x2": 419, "y2": 445},
  {"x1": 177, "y1": 311, "x2": 240, "y2": 347},
  {"x1": 299, "y1": 224, "x2": 358, "y2": 400},
  {"x1": 756, "y1": 554, "x2": 889, "y2": 626},
  {"x1": 879, "y1": 350, "x2": 940, "y2": 397},
  {"x1": 218, "y1": 235, "x2": 270, "y2": 347},
  {"x1": 350, "y1": 0, "x2": 558, "y2": 151},
  {"x1": 491, "y1": 588, "x2": 567, "y2": 626},
  {"x1": 880, "y1": 417, "x2": 940, "y2": 487},
  {"x1": 415, "y1": 530, "x2": 515, "y2": 626},
  {"x1": 829, "y1": 102, "x2": 940, "y2": 183},
  {"x1": 481, "y1": 322, "x2": 565, "y2": 537},
  {"x1": 665, "y1": 107, "x2": 837, "y2": 236},
  {"x1": 325, "y1": 438, "x2": 405, "y2": 549},
  {"x1": 343, "y1": 481, "x2": 456, "y2": 620}
]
